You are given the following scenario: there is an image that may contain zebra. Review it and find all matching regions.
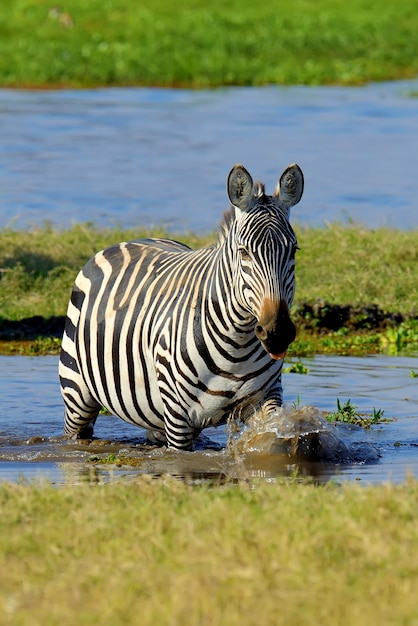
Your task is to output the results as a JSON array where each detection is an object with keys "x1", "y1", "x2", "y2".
[{"x1": 59, "y1": 163, "x2": 304, "y2": 450}]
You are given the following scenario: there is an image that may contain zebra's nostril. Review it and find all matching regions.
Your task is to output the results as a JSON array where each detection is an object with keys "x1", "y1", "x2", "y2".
[{"x1": 255, "y1": 325, "x2": 266, "y2": 340}]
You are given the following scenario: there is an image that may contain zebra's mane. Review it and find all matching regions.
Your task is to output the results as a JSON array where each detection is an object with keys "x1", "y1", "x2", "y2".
[
  {"x1": 216, "y1": 181, "x2": 266, "y2": 246},
  {"x1": 253, "y1": 181, "x2": 265, "y2": 198},
  {"x1": 216, "y1": 207, "x2": 236, "y2": 246}
]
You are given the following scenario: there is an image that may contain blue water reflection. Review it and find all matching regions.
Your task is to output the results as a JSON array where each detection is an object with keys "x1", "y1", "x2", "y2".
[{"x1": 1, "y1": 79, "x2": 418, "y2": 232}]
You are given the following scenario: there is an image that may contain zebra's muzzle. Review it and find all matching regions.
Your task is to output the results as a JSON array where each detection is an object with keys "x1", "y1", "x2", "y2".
[
  {"x1": 255, "y1": 298, "x2": 296, "y2": 360},
  {"x1": 268, "y1": 350, "x2": 288, "y2": 361}
]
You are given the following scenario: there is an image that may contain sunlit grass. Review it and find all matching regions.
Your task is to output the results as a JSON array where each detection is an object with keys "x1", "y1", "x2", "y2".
[
  {"x1": 295, "y1": 224, "x2": 418, "y2": 312},
  {"x1": 1, "y1": 223, "x2": 417, "y2": 321},
  {"x1": 0, "y1": 478, "x2": 417, "y2": 625},
  {"x1": 0, "y1": 223, "x2": 214, "y2": 320},
  {"x1": 1, "y1": 224, "x2": 418, "y2": 355},
  {"x1": 1, "y1": 0, "x2": 418, "y2": 87}
]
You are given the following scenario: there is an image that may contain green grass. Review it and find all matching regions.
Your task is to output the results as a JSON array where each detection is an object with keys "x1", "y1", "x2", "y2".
[
  {"x1": 1, "y1": 0, "x2": 418, "y2": 87},
  {"x1": 1, "y1": 223, "x2": 418, "y2": 356},
  {"x1": 296, "y1": 224, "x2": 418, "y2": 312},
  {"x1": 288, "y1": 317, "x2": 418, "y2": 357},
  {"x1": 1, "y1": 223, "x2": 417, "y2": 319},
  {"x1": 0, "y1": 478, "x2": 417, "y2": 625},
  {"x1": 0, "y1": 223, "x2": 213, "y2": 321},
  {"x1": 325, "y1": 398, "x2": 386, "y2": 429}
]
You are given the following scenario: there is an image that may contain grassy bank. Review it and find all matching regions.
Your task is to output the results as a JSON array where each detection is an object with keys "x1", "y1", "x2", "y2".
[
  {"x1": 2, "y1": 223, "x2": 418, "y2": 319},
  {"x1": 1, "y1": 478, "x2": 417, "y2": 625},
  {"x1": 1, "y1": 224, "x2": 418, "y2": 356},
  {"x1": 1, "y1": 0, "x2": 418, "y2": 87}
]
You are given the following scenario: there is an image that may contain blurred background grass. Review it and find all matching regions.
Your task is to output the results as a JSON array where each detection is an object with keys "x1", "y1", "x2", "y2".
[{"x1": 1, "y1": 0, "x2": 418, "y2": 87}]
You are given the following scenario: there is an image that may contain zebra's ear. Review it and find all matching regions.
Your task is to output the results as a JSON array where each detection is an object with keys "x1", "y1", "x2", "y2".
[
  {"x1": 274, "y1": 164, "x2": 304, "y2": 215},
  {"x1": 227, "y1": 165, "x2": 254, "y2": 217}
]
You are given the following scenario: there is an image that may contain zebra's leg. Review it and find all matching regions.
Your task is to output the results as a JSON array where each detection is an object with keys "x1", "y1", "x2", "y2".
[
  {"x1": 59, "y1": 357, "x2": 101, "y2": 439},
  {"x1": 155, "y1": 372, "x2": 196, "y2": 450},
  {"x1": 63, "y1": 404, "x2": 100, "y2": 439},
  {"x1": 59, "y1": 295, "x2": 101, "y2": 438},
  {"x1": 163, "y1": 407, "x2": 196, "y2": 451},
  {"x1": 260, "y1": 382, "x2": 284, "y2": 417},
  {"x1": 61, "y1": 385, "x2": 101, "y2": 439}
]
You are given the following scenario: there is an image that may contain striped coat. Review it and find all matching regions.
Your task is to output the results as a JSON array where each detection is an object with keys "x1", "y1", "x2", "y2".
[{"x1": 59, "y1": 163, "x2": 304, "y2": 449}]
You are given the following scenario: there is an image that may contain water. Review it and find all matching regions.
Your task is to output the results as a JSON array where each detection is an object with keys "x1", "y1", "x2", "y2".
[
  {"x1": 1, "y1": 79, "x2": 418, "y2": 232},
  {"x1": 1, "y1": 80, "x2": 417, "y2": 485},
  {"x1": 0, "y1": 355, "x2": 417, "y2": 486}
]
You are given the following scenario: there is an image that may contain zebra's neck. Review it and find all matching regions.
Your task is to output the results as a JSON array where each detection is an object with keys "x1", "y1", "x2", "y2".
[{"x1": 204, "y1": 243, "x2": 259, "y2": 339}]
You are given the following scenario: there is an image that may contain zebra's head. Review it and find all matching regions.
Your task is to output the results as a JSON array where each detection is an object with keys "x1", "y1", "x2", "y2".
[{"x1": 226, "y1": 163, "x2": 304, "y2": 360}]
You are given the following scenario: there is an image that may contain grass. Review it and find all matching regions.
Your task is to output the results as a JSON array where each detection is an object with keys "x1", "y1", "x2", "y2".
[
  {"x1": 1, "y1": 223, "x2": 418, "y2": 320},
  {"x1": 288, "y1": 320, "x2": 418, "y2": 358},
  {"x1": 0, "y1": 223, "x2": 214, "y2": 321},
  {"x1": 296, "y1": 225, "x2": 418, "y2": 312},
  {"x1": 325, "y1": 398, "x2": 386, "y2": 429},
  {"x1": 1, "y1": 0, "x2": 418, "y2": 87},
  {"x1": 1, "y1": 223, "x2": 418, "y2": 356},
  {"x1": 0, "y1": 477, "x2": 417, "y2": 625}
]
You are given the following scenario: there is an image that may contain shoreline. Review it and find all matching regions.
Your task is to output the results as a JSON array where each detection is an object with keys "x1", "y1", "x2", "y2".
[{"x1": 1, "y1": 303, "x2": 416, "y2": 357}]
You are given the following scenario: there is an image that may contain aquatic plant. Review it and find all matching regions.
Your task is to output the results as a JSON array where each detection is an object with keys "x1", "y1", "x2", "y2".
[
  {"x1": 380, "y1": 321, "x2": 418, "y2": 354},
  {"x1": 283, "y1": 360, "x2": 310, "y2": 374},
  {"x1": 325, "y1": 398, "x2": 386, "y2": 429}
]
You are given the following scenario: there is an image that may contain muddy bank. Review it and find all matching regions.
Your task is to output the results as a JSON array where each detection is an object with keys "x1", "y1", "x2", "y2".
[
  {"x1": 294, "y1": 302, "x2": 408, "y2": 333},
  {"x1": 0, "y1": 302, "x2": 412, "y2": 344},
  {"x1": 0, "y1": 315, "x2": 65, "y2": 341}
]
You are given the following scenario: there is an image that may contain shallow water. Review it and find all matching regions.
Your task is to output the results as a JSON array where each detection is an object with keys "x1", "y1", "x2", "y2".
[
  {"x1": 1, "y1": 80, "x2": 418, "y2": 485},
  {"x1": 0, "y1": 355, "x2": 417, "y2": 486},
  {"x1": 1, "y1": 79, "x2": 418, "y2": 232}
]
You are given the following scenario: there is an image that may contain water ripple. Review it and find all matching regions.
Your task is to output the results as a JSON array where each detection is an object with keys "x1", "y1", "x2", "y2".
[{"x1": 1, "y1": 79, "x2": 418, "y2": 232}]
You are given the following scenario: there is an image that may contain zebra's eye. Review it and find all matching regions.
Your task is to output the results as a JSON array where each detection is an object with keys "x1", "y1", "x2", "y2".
[{"x1": 238, "y1": 246, "x2": 251, "y2": 261}]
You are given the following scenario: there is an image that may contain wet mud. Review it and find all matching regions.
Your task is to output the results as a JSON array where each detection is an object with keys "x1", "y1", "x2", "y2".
[
  {"x1": 0, "y1": 302, "x2": 413, "y2": 345},
  {"x1": 0, "y1": 316, "x2": 65, "y2": 341},
  {"x1": 294, "y1": 302, "x2": 408, "y2": 332}
]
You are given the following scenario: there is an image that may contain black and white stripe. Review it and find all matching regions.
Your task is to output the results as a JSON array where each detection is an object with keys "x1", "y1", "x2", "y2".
[{"x1": 59, "y1": 163, "x2": 304, "y2": 449}]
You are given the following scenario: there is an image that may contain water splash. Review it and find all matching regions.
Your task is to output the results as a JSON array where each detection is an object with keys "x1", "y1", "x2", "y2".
[{"x1": 229, "y1": 405, "x2": 380, "y2": 463}]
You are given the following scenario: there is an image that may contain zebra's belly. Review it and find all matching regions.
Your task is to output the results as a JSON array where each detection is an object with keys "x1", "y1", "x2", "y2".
[
  {"x1": 86, "y1": 356, "x2": 278, "y2": 433},
  {"x1": 102, "y1": 391, "x2": 165, "y2": 432},
  {"x1": 83, "y1": 351, "x2": 167, "y2": 432}
]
